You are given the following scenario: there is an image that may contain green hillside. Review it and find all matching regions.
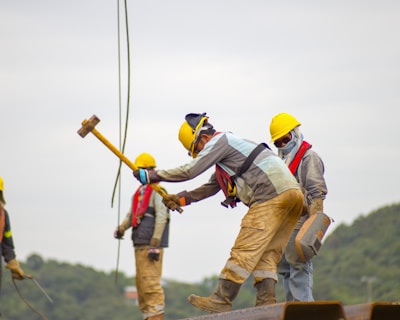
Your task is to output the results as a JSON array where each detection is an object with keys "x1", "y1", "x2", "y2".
[
  {"x1": 313, "y1": 202, "x2": 400, "y2": 304},
  {"x1": 1, "y1": 203, "x2": 399, "y2": 319}
]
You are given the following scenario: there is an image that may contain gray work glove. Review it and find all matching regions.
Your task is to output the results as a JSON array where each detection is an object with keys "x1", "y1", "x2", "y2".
[
  {"x1": 114, "y1": 226, "x2": 125, "y2": 239},
  {"x1": 148, "y1": 238, "x2": 161, "y2": 261},
  {"x1": 147, "y1": 248, "x2": 160, "y2": 261}
]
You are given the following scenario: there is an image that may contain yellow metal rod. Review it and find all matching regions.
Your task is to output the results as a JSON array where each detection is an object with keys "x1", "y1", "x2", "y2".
[{"x1": 81, "y1": 119, "x2": 183, "y2": 213}]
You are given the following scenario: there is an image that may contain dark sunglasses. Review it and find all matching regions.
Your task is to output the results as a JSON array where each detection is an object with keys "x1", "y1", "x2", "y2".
[{"x1": 274, "y1": 134, "x2": 292, "y2": 148}]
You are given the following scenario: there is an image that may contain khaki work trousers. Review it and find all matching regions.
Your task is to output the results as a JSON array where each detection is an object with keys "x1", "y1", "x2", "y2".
[
  {"x1": 135, "y1": 248, "x2": 165, "y2": 319},
  {"x1": 221, "y1": 189, "x2": 303, "y2": 284}
]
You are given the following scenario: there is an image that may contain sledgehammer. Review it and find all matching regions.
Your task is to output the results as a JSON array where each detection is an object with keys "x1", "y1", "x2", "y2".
[{"x1": 77, "y1": 114, "x2": 183, "y2": 213}]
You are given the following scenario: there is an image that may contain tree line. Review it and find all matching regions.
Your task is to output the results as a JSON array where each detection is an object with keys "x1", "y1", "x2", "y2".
[{"x1": 1, "y1": 203, "x2": 399, "y2": 319}]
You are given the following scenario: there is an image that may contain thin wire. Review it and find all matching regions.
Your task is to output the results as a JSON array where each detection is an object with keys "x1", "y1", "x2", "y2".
[
  {"x1": 113, "y1": 0, "x2": 122, "y2": 285},
  {"x1": 112, "y1": 0, "x2": 131, "y2": 285},
  {"x1": 111, "y1": 0, "x2": 131, "y2": 207}
]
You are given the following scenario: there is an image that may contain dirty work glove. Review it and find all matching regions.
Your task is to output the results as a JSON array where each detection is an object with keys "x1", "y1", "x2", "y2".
[
  {"x1": 133, "y1": 169, "x2": 160, "y2": 185},
  {"x1": 162, "y1": 193, "x2": 187, "y2": 211},
  {"x1": 6, "y1": 259, "x2": 25, "y2": 280},
  {"x1": 114, "y1": 226, "x2": 125, "y2": 239},
  {"x1": 309, "y1": 198, "x2": 324, "y2": 216},
  {"x1": 162, "y1": 194, "x2": 180, "y2": 211},
  {"x1": 147, "y1": 248, "x2": 160, "y2": 261}
]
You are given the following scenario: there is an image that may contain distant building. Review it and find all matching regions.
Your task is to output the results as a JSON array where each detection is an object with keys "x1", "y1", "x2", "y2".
[{"x1": 124, "y1": 286, "x2": 138, "y2": 305}]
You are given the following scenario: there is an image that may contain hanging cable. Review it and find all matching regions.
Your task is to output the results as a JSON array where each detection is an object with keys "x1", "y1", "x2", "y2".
[
  {"x1": 13, "y1": 277, "x2": 50, "y2": 320},
  {"x1": 112, "y1": 0, "x2": 132, "y2": 284},
  {"x1": 113, "y1": 0, "x2": 122, "y2": 284}
]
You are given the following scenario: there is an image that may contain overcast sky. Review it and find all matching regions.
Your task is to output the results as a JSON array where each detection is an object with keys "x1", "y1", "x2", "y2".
[{"x1": 1, "y1": 1, "x2": 399, "y2": 284}]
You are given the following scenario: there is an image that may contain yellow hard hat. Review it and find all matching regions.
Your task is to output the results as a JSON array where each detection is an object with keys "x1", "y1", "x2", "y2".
[
  {"x1": 134, "y1": 152, "x2": 156, "y2": 168},
  {"x1": 178, "y1": 113, "x2": 209, "y2": 158},
  {"x1": 0, "y1": 176, "x2": 5, "y2": 204},
  {"x1": 269, "y1": 113, "x2": 301, "y2": 141}
]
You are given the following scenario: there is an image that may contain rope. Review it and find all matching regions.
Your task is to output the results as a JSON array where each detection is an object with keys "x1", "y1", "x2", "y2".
[{"x1": 112, "y1": 0, "x2": 132, "y2": 284}]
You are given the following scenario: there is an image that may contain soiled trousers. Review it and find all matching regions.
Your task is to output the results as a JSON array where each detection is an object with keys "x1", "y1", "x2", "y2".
[
  {"x1": 220, "y1": 189, "x2": 304, "y2": 284},
  {"x1": 135, "y1": 248, "x2": 165, "y2": 319}
]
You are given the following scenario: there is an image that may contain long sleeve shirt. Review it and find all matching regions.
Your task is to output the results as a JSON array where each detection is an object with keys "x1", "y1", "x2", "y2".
[
  {"x1": 157, "y1": 131, "x2": 300, "y2": 207},
  {"x1": 1, "y1": 208, "x2": 17, "y2": 265}
]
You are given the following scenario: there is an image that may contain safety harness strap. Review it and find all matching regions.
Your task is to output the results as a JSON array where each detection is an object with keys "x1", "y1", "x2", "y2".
[
  {"x1": 235, "y1": 142, "x2": 270, "y2": 178},
  {"x1": 217, "y1": 142, "x2": 270, "y2": 208},
  {"x1": 288, "y1": 140, "x2": 312, "y2": 175},
  {"x1": 132, "y1": 185, "x2": 153, "y2": 227}
]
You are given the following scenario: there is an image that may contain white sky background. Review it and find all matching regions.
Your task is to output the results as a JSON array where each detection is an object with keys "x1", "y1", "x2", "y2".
[{"x1": 1, "y1": 0, "x2": 400, "y2": 283}]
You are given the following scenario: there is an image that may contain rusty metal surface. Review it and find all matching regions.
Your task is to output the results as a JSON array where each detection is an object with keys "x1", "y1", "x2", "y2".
[
  {"x1": 181, "y1": 301, "x2": 346, "y2": 320},
  {"x1": 344, "y1": 302, "x2": 400, "y2": 320}
]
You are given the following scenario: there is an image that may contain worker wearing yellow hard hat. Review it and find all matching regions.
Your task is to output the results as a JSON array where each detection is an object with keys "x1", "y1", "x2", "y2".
[
  {"x1": 269, "y1": 112, "x2": 301, "y2": 143},
  {"x1": 178, "y1": 112, "x2": 212, "y2": 158},
  {"x1": 0, "y1": 177, "x2": 5, "y2": 204},
  {"x1": 0, "y1": 176, "x2": 26, "y2": 288},
  {"x1": 114, "y1": 153, "x2": 170, "y2": 320},
  {"x1": 133, "y1": 112, "x2": 304, "y2": 313},
  {"x1": 133, "y1": 152, "x2": 157, "y2": 168},
  {"x1": 269, "y1": 113, "x2": 328, "y2": 302}
]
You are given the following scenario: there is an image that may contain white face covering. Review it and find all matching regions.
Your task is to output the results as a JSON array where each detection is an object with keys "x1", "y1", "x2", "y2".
[
  {"x1": 278, "y1": 127, "x2": 303, "y2": 165},
  {"x1": 279, "y1": 138, "x2": 297, "y2": 155}
]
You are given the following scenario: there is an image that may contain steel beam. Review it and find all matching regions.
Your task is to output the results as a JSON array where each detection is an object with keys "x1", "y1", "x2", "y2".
[
  {"x1": 344, "y1": 302, "x2": 400, "y2": 320},
  {"x1": 181, "y1": 301, "x2": 346, "y2": 320}
]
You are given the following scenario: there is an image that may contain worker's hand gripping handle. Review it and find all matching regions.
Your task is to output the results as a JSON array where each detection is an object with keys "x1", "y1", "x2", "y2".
[
  {"x1": 149, "y1": 184, "x2": 184, "y2": 213},
  {"x1": 77, "y1": 115, "x2": 183, "y2": 213}
]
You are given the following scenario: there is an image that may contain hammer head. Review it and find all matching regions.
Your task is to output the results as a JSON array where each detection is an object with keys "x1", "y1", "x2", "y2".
[{"x1": 77, "y1": 115, "x2": 100, "y2": 138}]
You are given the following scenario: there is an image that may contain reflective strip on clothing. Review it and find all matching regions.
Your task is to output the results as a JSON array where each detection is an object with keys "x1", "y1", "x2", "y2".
[
  {"x1": 222, "y1": 261, "x2": 251, "y2": 281},
  {"x1": 253, "y1": 270, "x2": 278, "y2": 282},
  {"x1": 4, "y1": 229, "x2": 12, "y2": 238}
]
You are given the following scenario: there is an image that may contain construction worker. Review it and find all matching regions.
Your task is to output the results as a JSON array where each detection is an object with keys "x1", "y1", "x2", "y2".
[
  {"x1": 114, "y1": 153, "x2": 170, "y2": 320},
  {"x1": 269, "y1": 113, "x2": 328, "y2": 301},
  {"x1": 133, "y1": 112, "x2": 304, "y2": 313},
  {"x1": 0, "y1": 176, "x2": 25, "y2": 293}
]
